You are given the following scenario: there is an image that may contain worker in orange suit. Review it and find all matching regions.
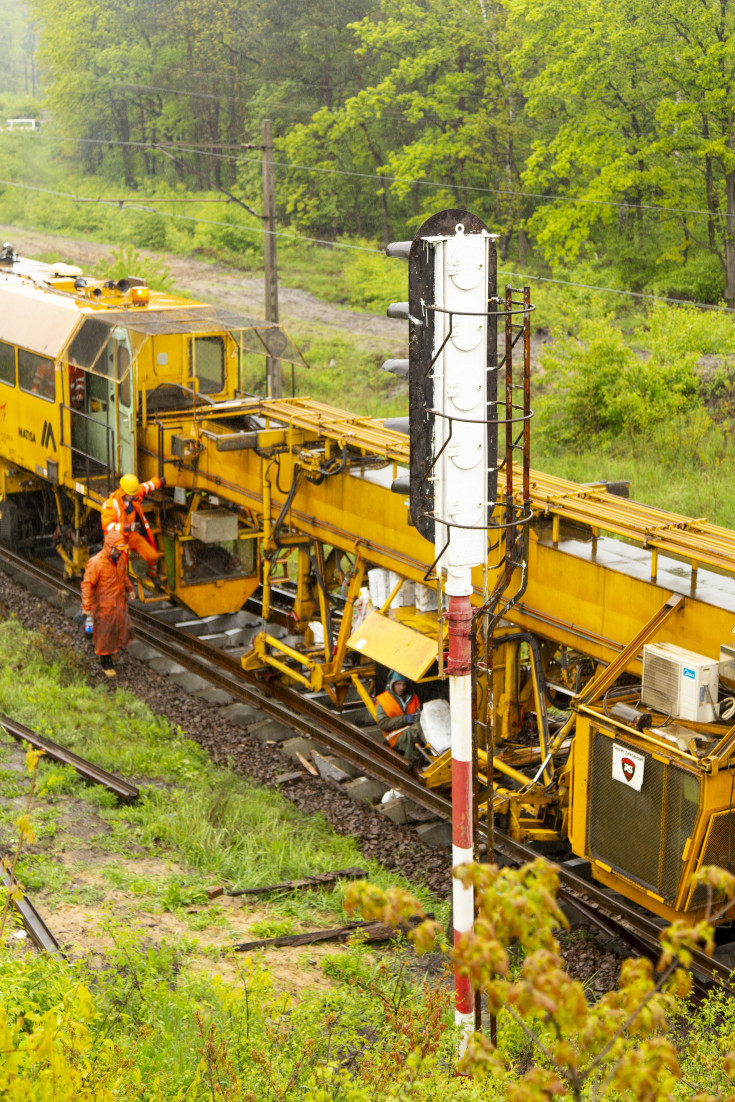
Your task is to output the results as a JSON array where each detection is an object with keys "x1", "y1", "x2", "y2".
[
  {"x1": 81, "y1": 532, "x2": 135, "y2": 678},
  {"x1": 100, "y1": 473, "x2": 165, "y2": 583},
  {"x1": 30, "y1": 357, "x2": 55, "y2": 399},
  {"x1": 375, "y1": 670, "x2": 425, "y2": 767},
  {"x1": 68, "y1": 361, "x2": 85, "y2": 409}
]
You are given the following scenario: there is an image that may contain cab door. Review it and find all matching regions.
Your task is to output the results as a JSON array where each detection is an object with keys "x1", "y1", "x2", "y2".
[
  {"x1": 68, "y1": 318, "x2": 134, "y2": 483},
  {"x1": 108, "y1": 329, "x2": 135, "y2": 475}
]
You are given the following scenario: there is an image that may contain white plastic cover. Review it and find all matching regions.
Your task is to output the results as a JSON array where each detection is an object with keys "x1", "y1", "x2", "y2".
[{"x1": 421, "y1": 698, "x2": 451, "y2": 755}]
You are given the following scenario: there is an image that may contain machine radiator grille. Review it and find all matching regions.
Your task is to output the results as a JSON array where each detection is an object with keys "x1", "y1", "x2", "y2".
[
  {"x1": 689, "y1": 811, "x2": 735, "y2": 908},
  {"x1": 588, "y1": 731, "x2": 699, "y2": 904}
]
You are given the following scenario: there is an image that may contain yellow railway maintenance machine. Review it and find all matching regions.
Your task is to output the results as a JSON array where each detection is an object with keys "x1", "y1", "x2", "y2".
[{"x1": 2, "y1": 245, "x2": 735, "y2": 925}]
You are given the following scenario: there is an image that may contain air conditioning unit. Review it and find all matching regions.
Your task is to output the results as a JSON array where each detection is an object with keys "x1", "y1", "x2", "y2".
[{"x1": 641, "y1": 642, "x2": 718, "y2": 723}]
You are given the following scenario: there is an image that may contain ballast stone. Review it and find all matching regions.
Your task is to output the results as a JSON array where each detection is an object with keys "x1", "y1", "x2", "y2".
[
  {"x1": 344, "y1": 776, "x2": 389, "y2": 804},
  {"x1": 415, "y1": 821, "x2": 452, "y2": 849}
]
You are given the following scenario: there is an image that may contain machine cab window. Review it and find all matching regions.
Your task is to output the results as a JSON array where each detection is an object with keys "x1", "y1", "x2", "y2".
[
  {"x1": 19, "y1": 348, "x2": 54, "y2": 399},
  {"x1": 0, "y1": 341, "x2": 15, "y2": 386},
  {"x1": 189, "y1": 336, "x2": 224, "y2": 394}
]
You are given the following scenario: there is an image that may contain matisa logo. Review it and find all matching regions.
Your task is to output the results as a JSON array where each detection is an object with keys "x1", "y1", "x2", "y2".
[
  {"x1": 41, "y1": 421, "x2": 56, "y2": 450},
  {"x1": 18, "y1": 427, "x2": 35, "y2": 442}
]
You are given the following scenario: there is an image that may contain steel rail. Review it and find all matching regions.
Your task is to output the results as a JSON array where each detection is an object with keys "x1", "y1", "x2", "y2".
[
  {"x1": 131, "y1": 612, "x2": 453, "y2": 817},
  {"x1": 0, "y1": 714, "x2": 139, "y2": 803},
  {"x1": 492, "y1": 829, "x2": 734, "y2": 991},
  {"x1": 0, "y1": 544, "x2": 731, "y2": 987},
  {"x1": 0, "y1": 858, "x2": 62, "y2": 954}
]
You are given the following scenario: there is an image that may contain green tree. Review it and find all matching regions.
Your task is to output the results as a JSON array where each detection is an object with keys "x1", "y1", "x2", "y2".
[
  {"x1": 509, "y1": 0, "x2": 735, "y2": 303},
  {"x1": 649, "y1": 0, "x2": 735, "y2": 305},
  {"x1": 279, "y1": 0, "x2": 531, "y2": 249}
]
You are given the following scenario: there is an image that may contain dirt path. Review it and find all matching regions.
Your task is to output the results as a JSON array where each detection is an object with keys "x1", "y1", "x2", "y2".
[{"x1": 0, "y1": 223, "x2": 404, "y2": 347}]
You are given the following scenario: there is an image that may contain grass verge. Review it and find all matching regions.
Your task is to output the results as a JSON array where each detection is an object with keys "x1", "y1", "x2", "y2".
[{"x1": 0, "y1": 615, "x2": 487, "y2": 1099}]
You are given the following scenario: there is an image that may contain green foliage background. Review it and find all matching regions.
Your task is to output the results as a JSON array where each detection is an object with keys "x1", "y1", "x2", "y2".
[
  {"x1": 0, "y1": 0, "x2": 735, "y2": 513},
  {"x1": 3, "y1": 0, "x2": 733, "y2": 305}
]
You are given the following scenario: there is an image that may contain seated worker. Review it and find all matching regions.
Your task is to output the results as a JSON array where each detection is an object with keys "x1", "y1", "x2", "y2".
[
  {"x1": 101, "y1": 473, "x2": 165, "y2": 584},
  {"x1": 375, "y1": 670, "x2": 425, "y2": 768},
  {"x1": 30, "y1": 357, "x2": 56, "y2": 399},
  {"x1": 80, "y1": 532, "x2": 135, "y2": 678}
]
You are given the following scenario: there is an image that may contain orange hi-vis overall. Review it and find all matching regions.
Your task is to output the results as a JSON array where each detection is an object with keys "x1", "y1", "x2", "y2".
[
  {"x1": 375, "y1": 690, "x2": 420, "y2": 747},
  {"x1": 100, "y1": 477, "x2": 163, "y2": 578},
  {"x1": 81, "y1": 533, "x2": 135, "y2": 656}
]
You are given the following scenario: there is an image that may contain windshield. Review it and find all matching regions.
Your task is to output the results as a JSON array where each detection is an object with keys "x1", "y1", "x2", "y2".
[{"x1": 65, "y1": 318, "x2": 136, "y2": 380}]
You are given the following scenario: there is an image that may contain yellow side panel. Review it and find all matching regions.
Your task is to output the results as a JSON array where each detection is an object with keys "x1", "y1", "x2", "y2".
[
  {"x1": 515, "y1": 539, "x2": 735, "y2": 667},
  {"x1": 347, "y1": 611, "x2": 437, "y2": 681}
]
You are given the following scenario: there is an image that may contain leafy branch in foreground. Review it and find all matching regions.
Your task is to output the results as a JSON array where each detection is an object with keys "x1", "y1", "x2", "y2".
[
  {"x1": 345, "y1": 858, "x2": 735, "y2": 1101},
  {"x1": 0, "y1": 746, "x2": 44, "y2": 943}
]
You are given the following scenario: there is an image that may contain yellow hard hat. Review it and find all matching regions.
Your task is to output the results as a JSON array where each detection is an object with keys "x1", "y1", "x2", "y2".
[{"x1": 119, "y1": 474, "x2": 139, "y2": 495}]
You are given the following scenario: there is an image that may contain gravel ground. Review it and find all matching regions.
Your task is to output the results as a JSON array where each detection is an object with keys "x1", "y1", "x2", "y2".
[{"x1": 0, "y1": 565, "x2": 625, "y2": 992}]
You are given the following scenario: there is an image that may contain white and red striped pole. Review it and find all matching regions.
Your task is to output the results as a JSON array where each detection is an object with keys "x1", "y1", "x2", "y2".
[
  {"x1": 429, "y1": 221, "x2": 492, "y2": 1054},
  {"x1": 447, "y1": 588, "x2": 475, "y2": 1046}
]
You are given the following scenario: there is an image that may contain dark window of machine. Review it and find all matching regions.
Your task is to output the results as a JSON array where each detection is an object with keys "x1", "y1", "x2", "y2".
[
  {"x1": 67, "y1": 318, "x2": 112, "y2": 373},
  {"x1": 189, "y1": 336, "x2": 224, "y2": 394},
  {"x1": 18, "y1": 349, "x2": 55, "y2": 400},
  {"x1": 0, "y1": 341, "x2": 15, "y2": 386}
]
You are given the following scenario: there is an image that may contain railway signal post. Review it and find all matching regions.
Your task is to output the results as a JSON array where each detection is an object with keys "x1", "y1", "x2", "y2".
[{"x1": 387, "y1": 210, "x2": 501, "y2": 1052}]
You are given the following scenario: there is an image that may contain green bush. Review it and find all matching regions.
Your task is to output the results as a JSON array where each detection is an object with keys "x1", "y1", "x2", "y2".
[
  {"x1": 537, "y1": 316, "x2": 701, "y2": 447},
  {"x1": 125, "y1": 209, "x2": 168, "y2": 251},
  {"x1": 191, "y1": 205, "x2": 262, "y2": 264},
  {"x1": 93, "y1": 245, "x2": 174, "y2": 293},
  {"x1": 645, "y1": 301, "x2": 734, "y2": 360},
  {"x1": 646, "y1": 251, "x2": 726, "y2": 305},
  {"x1": 341, "y1": 247, "x2": 407, "y2": 311}
]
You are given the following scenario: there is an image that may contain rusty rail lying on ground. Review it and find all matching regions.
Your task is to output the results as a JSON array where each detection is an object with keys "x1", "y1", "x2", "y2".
[
  {"x1": 0, "y1": 713, "x2": 139, "y2": 803},
  {"x1": 226, "y1": 867, "x2": 367, "y2": 898},
  {"x1": 0, "y1": 858, "x2": 62, "y2": 955},
  {"x1": 233, "y1": 913, "x2": 429, "y2": 952}
]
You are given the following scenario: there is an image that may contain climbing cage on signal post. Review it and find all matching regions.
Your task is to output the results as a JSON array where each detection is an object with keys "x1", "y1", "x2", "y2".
[
  {"x1": 387, "y1": 208, "x2": 533, "y2": 1048},
  {"x1": 472, "y1": 282, "x2": 534, "y2": 879}
]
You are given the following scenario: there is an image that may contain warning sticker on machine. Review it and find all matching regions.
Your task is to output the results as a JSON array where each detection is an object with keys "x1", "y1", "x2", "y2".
[{"x1": 612, "y1": 743, "x2": 645, "y2": 791}]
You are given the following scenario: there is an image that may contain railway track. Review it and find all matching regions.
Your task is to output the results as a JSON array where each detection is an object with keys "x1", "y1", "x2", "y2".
[{"x1": 0, "y1": 542, "x2": 732, "y2": 992}]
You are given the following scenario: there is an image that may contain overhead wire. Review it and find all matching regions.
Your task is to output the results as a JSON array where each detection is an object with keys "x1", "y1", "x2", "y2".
[
  {"x1": 496, "y1": 269, "x2": 735, "y2": 314},
  {"x1": 0, "y1": 178, "x2": 384, "y2": 253},
  {"x1": 1, "y1": 175, "x2": 733, "y2": 313},
  {"x1": 11, "y1": 131, "x2": 725, "y2": 221}
]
